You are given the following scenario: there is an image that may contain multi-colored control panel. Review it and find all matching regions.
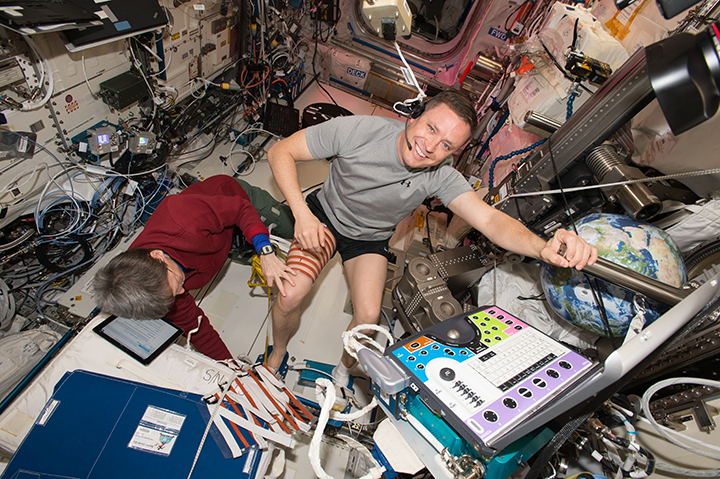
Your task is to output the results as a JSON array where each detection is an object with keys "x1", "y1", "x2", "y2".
[{"x1": 386, "y1": 306, "x2": 594, "y2": 449}]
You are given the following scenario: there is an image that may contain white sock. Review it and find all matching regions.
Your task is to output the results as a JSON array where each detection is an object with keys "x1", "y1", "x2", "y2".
[{"x1": 331, "y1": 362, "x2": 350, "y2": 387}]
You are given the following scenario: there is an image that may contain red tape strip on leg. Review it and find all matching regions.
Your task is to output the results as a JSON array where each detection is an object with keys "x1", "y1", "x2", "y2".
[{"x1": 286, "y1": 227, "x2": 337, "y2": 283}]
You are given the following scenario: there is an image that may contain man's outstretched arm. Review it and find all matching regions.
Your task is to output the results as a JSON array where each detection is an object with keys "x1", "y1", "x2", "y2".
[{"x1": 448, "y1": 191, "x2": 597, "y2": 270}]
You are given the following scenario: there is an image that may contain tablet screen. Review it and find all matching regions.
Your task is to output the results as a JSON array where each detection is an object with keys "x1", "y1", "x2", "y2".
[{"x1": 93, "y1": 315, "x2": 183, "y2": 365}]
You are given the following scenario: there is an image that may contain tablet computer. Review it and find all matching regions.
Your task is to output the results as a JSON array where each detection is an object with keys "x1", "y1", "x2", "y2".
[{"x1": 93, "y1": 315, "x2": 183, "y2": 365}]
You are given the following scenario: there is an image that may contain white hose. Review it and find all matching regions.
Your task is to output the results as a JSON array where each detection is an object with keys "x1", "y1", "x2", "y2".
[
  {"x1": 308, "y1": 323, "x2": 392, "y2": 479},
  {"x1": 641, "y1": 377, "x2": 720, "y2": 460},
  {"x1": 21, "y1": 36, "x2": 53, "y2": 111},
  {"x1": 609, "y1": 401, "x2": 720, "y2": 477},
  {"x1": 308, "y1": 378, "x2": 383, "y2": 479},
  {"x1": 341, "y1": 324, "x2": 394, "y2": 362}
]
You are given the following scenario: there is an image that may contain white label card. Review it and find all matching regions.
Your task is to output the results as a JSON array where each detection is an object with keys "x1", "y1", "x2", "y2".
[{"x1": 128, "y1": 406, "x2": 186, "y2": 456}]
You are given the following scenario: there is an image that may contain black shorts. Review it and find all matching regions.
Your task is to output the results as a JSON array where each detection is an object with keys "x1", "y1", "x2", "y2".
[{"x1": 306, "y1": 189, "x2": 390, "y2": 263}]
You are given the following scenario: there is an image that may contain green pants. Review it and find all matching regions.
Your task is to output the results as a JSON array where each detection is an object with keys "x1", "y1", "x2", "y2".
[{"x1": 235, "y1": 178, "x2": 295, "y2": 239}]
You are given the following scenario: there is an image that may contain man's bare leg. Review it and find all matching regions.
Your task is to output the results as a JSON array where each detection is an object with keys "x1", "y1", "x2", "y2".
[
  {"x1": 333, "y1": 253, "x2": 388, "y2": 385},
  {"x1": 267, "y1": 272, "x2": 314, "y2": 371}
]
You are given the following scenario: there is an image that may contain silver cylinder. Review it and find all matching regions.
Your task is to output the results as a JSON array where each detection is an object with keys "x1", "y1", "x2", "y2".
[
  {"x1": 583, "y1": 257, "x2": 689, "y2": 306},
  {"x1": 470, "y1": 55, "x2": 503, "y2": 82},
  {"x1": 586, "y1": 144, "x2": 662, "y2": 221},
  {"x1": 524, "y1": 110, "x2": 563, "y2": 133},
  {"x1": 585, "y1": 144, "x2": 624, "y2": 177}
]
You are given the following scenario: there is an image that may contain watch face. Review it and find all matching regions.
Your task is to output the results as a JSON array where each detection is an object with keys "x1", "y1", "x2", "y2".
[{"x1": 260, "y1": 245, "x2": 274, "y2": 255}]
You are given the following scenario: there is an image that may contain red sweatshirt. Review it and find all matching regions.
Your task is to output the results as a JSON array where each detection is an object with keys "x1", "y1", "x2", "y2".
[{"x1": 130, "y1": 175, "x2": 268, "y2": 360}]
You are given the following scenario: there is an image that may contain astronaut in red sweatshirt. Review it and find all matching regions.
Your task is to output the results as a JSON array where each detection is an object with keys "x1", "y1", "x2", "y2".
[{"x1": 93, "y1": 175, "x2": 296, "y2": 360}]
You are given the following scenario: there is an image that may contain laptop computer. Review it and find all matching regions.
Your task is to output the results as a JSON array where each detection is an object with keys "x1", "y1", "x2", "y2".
[
  {"x1": 62, "y1": 0, "x2": 167, "y2": 52},
  {"x1": 0, "y1": 0, "x2": 101, "y2": 34}
]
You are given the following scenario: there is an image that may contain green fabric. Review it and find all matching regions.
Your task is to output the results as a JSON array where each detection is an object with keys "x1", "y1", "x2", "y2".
[{"x1": 235, "y1": 178, "x2": 295, "y2": 239}]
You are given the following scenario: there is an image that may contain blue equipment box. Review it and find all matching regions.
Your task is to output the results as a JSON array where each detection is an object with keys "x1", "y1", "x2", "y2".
[{"x1": 1, "y1": 369, "x2": 264, "y2": 479}]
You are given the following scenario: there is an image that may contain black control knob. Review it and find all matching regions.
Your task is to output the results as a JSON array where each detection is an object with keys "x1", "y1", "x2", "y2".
[
  {"x1": 503, "y1": 398, "x2": 518, "y2": 409},
  {"x1": 440, "y1": 367, "x2": 455, "y2": 381},
  {"x1": 559, "y1": 360, "x2": 572, "y2": 370},
  {"x1": 483, "y1": 410, "x2": 499, "y2": 422},
  {"x1": 532, "y1": 377, "x2": 547, "y2": 388},
  {"x1": 546, "y1": 369, "x2": 560, "y2": 379}
]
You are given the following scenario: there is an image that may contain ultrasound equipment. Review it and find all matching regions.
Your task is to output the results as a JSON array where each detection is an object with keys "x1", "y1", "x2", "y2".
[{"x1": 361, "y1": 272, "x2": 720, "y2": 465}]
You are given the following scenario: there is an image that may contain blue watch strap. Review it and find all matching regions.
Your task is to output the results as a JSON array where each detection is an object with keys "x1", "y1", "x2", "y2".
[{"x1": 251, "y1": 234, "x2": 272, "y2": 254}]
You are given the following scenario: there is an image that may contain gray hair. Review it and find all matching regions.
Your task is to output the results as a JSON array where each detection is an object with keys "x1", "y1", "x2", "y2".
[{"x1": 93, "y1": 248, "x2": 175, "y2": 320}]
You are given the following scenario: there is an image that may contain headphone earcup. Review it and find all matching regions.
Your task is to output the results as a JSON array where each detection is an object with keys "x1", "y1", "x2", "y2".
[{"x1": 410, "y1": 100, "x2": 425, "y2": 119}]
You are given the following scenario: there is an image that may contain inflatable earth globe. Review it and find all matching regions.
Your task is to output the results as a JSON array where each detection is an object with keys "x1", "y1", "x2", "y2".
[{"x1": 541, "y1": 213, "x2": 686, "y2": 338}]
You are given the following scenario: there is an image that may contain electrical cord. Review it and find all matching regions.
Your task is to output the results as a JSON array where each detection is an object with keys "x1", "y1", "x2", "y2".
[
  {"x1": 492, "y1": 167, "x2": 720, "y2": 208},
  {"x1": 81, "y1": 52, "x2": 99, "y2": 100},
  {"x1": 595, "y1": 409, "x2": 656, "y2": 478},
  {"x1": 545, "y1": 134, "x2": 617, "y2": 346},
  {"x1": 538, "y1": 36, "x2": 593, "y2": 95},
  {"x1": 609, "y1": 400, "x2": 720, "y2": 477}
]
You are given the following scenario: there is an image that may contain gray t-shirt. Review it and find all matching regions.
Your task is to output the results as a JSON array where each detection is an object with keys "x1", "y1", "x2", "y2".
[{"x1": 305, "y1": 115, "x2": 472, "y2": 241}]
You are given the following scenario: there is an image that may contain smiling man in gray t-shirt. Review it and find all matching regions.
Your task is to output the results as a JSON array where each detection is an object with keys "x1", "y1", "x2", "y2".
[{"x1": 266, "y1": 91, "x2": 597, "y2": 385}]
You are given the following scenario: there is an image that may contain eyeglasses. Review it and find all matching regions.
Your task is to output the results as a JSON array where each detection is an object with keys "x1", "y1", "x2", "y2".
[{"x1": 166, "y1": 267, "x2": 185, "y2": 293}]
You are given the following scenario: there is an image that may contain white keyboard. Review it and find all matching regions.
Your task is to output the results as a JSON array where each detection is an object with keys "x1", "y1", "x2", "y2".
[{"x1": 467, "y1": 328, "x2": 568, "y2": 389}]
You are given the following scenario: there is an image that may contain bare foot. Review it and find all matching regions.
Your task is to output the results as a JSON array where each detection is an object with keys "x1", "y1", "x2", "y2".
[{"x1": 267, "y1": 348, "x2": 285, "y2": 371}]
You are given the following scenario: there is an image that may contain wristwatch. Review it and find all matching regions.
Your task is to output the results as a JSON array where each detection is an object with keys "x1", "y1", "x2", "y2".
[{"x1": 259, "y1": 244, "x2": 275, "y2": 256}]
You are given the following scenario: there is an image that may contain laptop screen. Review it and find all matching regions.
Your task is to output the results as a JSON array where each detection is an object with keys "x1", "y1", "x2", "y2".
[
  {"x1": 62, "y1": 0, "x2": 167, "y2": 52},
  {"x1": 0, "y1": 0, "x2": 101, "y2": 34}
]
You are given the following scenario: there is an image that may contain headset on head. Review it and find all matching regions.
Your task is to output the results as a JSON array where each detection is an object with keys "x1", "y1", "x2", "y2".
[
  {"x1": 409, "y1": 98, "x2": 426, "y2": 119},
  {"x1": 407, "y1": 90, "x2": 469, "y2": 119}
]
